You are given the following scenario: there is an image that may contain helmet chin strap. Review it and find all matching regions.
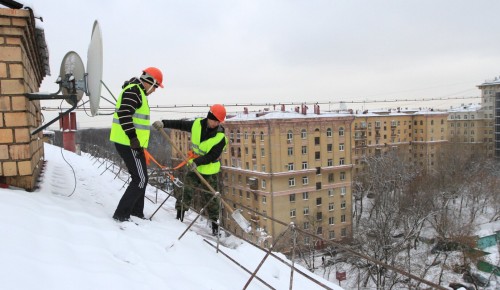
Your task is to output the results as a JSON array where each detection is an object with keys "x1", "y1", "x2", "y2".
[{"x1": 141, "y1": 78, "x2": 156, "y2": 94}]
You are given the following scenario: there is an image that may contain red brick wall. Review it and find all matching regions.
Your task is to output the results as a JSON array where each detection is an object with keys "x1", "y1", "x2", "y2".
[{"x1": 0, "y1": 8, "x2": 47, "y2": 190}]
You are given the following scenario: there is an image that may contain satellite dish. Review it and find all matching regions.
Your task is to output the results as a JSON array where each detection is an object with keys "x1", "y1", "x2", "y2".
[
  {"x1": 25, "y1": 20, "x2": 105, "y2": 135},
  {"x1": 60, "y1": 51, "x2": 85, "y2": 106},
  {"x1": 86, "y1": 20, "x2": 103, "y2": 116}
]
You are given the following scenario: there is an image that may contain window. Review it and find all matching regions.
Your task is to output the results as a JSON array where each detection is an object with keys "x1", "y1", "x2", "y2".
[
  {"x1": 301, "y1": 129, "x2": 307, "y2": 139},
  {"x1": 262, "y1": 195, "x2": 266, "y2": 204},
  {"x1": 316, "y1": 212, "x2": 323, "y2": 221},
  {"x1": 339, "y1": 127, "x2": 344, "y2": 136},
  {"x1": 246, "y1": 191, "x2": 250, "y2": 199},
  {"x1": 327, "y1": 144, "x2": 332, "y2": 152},
  {"x1": 341, "y1": 200, "x2": 346, "y2": 209},
  {"x1": 290, "y1": 209, "x2": 296, "y2": 218},
  {"x1": 289, "y1": 193, "x2": 296, "y2": 202},
  {"x1": 327, "y1": 159, "x2": 333, "y2": 166},
  {"x1": 315, "y1": 151, "x2": 320, "y2": 160},
  {"x1": 329, "y1": 216, "x2": 335, "y2": 225},
  {"x1": 329, "y1": 202, "x2": 334, "y2": 211},
  {"x1": 328, "y1": 188, "x2": 334, "y2": 196},
  {"x1": 340, "y1": 172, "x2": 346, "y2": 180},
  {"x1": 339, "y1": 143, "x2": 344, "y2": 151},
  {"x1": 341, "y1": 214, "x2": 346, "y2": 223},
  {"x1": 260, "y1": 131, "x2": 264, "y2": 141},
  {"x1": 287, "y1": 147, "x2": 294, "y2": 156},
  {"x1": 316, "y1": 197, "x2": 322, "y2": 206},
  {"x1": 261, "y1": 179, "x2": 266, "y2": 189},
  {"x1": 302, "y1": 176, "x2": 309, "y2": 185},
  {"x1": 287, "y1": 130, "x2": 293, "y2": 141},
  {"x1": 288, "y1": 178, "x2": 295, "y2": 186},
  {"x1": 303, "y1": 192, "x2": 309, "y2": 200},
  {"x1": 302, "y1": 161, "x2": 308, "y2": 169},
  {"x1": 326, "y1": 128, "x2": 332, "y2": 137},
  {"x1": 328, "y1": 173, "x2": 334, "y2": 182},
  {"x1": 316, "y1": 182, "x2": 321, "y2": 189},
  {"x1": 339, "y1": 158, "x2": 345, "y2": 165},
  {"x1": 314, "y1": 137, "x2": 320, "y2": 145},
  {"x1": 317, "y1": 227, "x2": 323, "y2": 235},
  {"x1": 260, "y1": 148, "x2": 265, "y2": 157},
  {"x1": 340, "y1": 187, "x2": 346, "y2": 195},
  {"x1": 341, "y1": 228, "x2": 347, "y2": 237},
  {"x1": 288, "y1": 163, "x2": 294, "y2": 171},
  {"x1": 303, "y1": 222, "x2": 310, "y2": 230},
  {"x1": 303, "y1": 207, "x2": 309, "y2": 215},
  {"x1": 329, "y1": 231, "x2": 335, "y2": 240}
]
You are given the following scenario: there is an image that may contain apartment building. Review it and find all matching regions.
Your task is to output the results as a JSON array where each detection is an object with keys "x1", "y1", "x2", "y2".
[
  {"x1": 221, "y1": 104, "x2": 355, "y2": 247},
  {"x1": 352, "y1": 109, "x2": 448, "y2": 173},
  {"x1": 476, "y1": 77, "x2": 500, "y2": 158}
]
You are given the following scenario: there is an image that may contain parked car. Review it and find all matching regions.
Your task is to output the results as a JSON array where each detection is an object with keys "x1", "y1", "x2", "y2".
[
  {"x1": 462, "y1": 272, "x2": 489, "y2": 287},
  {"x1": 448, "y1": 282, "x2": 474, "y2": 290},
  {"x1": 431, "y1": 240, "x2": 469, "y2": 254}
]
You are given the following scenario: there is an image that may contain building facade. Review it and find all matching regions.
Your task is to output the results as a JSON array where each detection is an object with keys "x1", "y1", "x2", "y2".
[
  {"x1": 221, "y1": 105, "x2": 355, "y2": 247},
  {"x1": 477, "y1": 78, "x2": 500, "y2": 158},
  {"x1": 352, "y1": 109, "x2": 448, "y2": 173}
]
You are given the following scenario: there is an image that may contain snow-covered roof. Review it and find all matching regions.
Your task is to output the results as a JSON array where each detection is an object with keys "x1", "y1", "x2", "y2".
[
  {"x1": 448, "y1": 103, "x2": 482, "y2": 113},
  {"x1": 476, "y1": 220, "x2": 500, "y2": 237},
  {"x1": 226, "y1": 108, "x2": 447, "y2": 122},
  {"x1": 479, "y1": 76, "x2": 500, "y2": 86}
]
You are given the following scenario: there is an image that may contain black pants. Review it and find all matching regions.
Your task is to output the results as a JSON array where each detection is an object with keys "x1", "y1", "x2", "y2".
[{"x1": 113, "y1": 143, "x2": 148, "y2": 219}]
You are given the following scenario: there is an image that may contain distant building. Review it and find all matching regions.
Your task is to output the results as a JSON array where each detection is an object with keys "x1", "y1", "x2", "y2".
[
  {"x1": 351, "y1": 108, "x2": 448, "y2": 173},
  {"x1": 165, "y1": 77, "x2": 498, "y2": 250},
  {"x1": 221, "y1": 104, "x2": 354, "y2": 247},
  {"x1": 476, "y1": 77, "x2": 500, "y2": 159}
]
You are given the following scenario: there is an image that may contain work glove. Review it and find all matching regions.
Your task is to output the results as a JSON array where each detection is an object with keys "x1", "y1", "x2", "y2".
[
  {"x1": 130, "y1": 137, "x2": 141, "y2": 150},
  {"x1": 152, "y1": 121, "x2": 164, "y2": 129}
]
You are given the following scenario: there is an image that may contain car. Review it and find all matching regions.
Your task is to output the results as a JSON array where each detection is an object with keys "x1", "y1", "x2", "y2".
[
  {"x1": 448, "y1": 282, "x2": 474, "y2": 290},
  {"x1": 462, "y1": 272, "x2": 489, "y2": 287},
  {"x1": 431, "y1": 240, "x2": 468, "y2": 254}
]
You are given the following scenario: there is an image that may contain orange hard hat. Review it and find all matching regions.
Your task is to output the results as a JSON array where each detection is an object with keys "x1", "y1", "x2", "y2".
[
  {"x1": 142, "y1": 67, "x2": 164, "y2": 88},
  {"x1": 209, "y1": 104, "x2": 226, "y2": 122}
]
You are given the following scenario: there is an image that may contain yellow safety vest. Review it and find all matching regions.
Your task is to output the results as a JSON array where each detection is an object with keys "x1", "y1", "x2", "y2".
[
  {"x1": 109, "y1": 83, "x2": 150, "y2": 147},
  {"x1": 191, "y1": 118, "x2": 227, "y2": 175}
]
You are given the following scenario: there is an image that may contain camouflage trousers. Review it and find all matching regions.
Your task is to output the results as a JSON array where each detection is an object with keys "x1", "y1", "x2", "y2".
[{"x1": 175, "y1": 171, "x2": 220, "y2": 222}]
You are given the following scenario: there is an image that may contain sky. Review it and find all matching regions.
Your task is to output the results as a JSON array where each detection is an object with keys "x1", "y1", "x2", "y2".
[
  {"x1": 20, "y1": 0, "x2": 500, "y2": 128},
  {"x1": 0, "y1": 143, "x2": 341, "y2": 290}
]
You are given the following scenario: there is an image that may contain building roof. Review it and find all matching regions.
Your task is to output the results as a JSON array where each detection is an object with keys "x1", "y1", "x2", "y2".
[
  {"x1": 478, "y1": 76, "x2": 500, "y2": 86},
  {"x1": 226, "y1": 107, "x2": 448, "y2": 122},
  {"x1": 448, "y1": 103, "x2": 482, "y2": 113}
]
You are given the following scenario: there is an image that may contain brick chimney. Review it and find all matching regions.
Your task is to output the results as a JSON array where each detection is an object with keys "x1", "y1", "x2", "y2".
[
  {"x1": 0, "y1": 8, "x2": 49, "y2": 190},
  {"x1": 314, "y1": 104, "x2": 320, "y2": 114},
  {"x1": 301, "y1": 104, "x2": 307, "y2": 115}
]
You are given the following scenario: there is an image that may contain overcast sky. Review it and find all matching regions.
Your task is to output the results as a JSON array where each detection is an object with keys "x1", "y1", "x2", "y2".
[{"x1": 24, "y1": 0, "x2": 500, "y2": 127}]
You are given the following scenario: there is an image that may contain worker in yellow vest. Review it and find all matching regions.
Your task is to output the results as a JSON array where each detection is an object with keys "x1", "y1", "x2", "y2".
[
  {"x1": 110, "y1": 67, "x2": 164, "y2": 222},
  {"x1": 153, "y1": 104, "x2": 228, "y2": 235}
]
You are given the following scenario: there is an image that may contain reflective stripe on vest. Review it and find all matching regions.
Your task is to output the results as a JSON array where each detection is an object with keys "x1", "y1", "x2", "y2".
[
  {"x1": 190, "y1": 118, "x2": 227, "y2": 175},
  {"x1": 109, "y1": 83, "x2": 151, "y2": 147}
]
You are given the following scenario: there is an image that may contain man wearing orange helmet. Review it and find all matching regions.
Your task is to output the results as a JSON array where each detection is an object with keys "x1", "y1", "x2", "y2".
[
  {"x1": 153, "y1": 104, "x2": 228, "y2": 235},
  {"x1": 110, "y1": 67, "x2": 164, "y2": 222}
]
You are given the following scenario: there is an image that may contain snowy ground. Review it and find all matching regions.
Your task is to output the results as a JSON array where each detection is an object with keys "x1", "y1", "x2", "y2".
[{"x1": 0, "y1": 143, "x2": 340, "y2": 290}]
